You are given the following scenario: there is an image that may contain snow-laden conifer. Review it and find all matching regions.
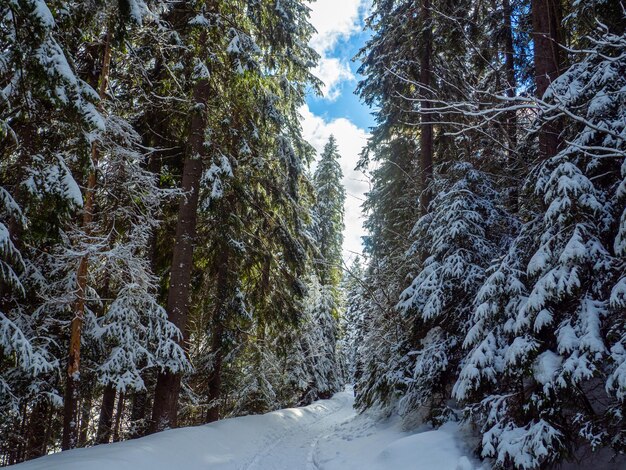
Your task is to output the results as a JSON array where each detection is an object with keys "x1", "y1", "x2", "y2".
[
  {"x1": 456, "y1": 17, "x2": 626, "y2": 467},
  {"x1": 398, "y1": 157, "x2": 513, "y2": 422}
]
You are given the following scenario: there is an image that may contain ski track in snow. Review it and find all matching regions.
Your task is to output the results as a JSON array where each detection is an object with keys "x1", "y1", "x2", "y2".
[
  {"x1": 239, "y1": 391, "x2": 354, "y2": 470},
  {"x1": 14, "y1": 387, "x2": 479, "y2": 470}
]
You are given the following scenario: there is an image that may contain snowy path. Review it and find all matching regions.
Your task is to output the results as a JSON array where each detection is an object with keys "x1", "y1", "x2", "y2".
[
  {"x1": 237, "y1": 390, "x2": 355, "y2": 470},
  {"x1": 15, "y1": 387, "x2": 478, "y2": 470}
]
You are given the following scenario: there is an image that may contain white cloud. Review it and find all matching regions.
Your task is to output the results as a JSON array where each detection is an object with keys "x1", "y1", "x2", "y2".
[
  {"x1": 309, "y1": 0, "x2": 364, "y2": 54},
  {"x1": 301, "y1": 1, "x2": 372, "y2": 261},
  {"x1": 307, "y1": 0, "x2": 367, "y2": 100},
  {"x1": 300, "y1": 105, "x2": 370, "y2": 263},
  {"x1": 313, "y1": 57, "x2": 354, "y2": 101}
]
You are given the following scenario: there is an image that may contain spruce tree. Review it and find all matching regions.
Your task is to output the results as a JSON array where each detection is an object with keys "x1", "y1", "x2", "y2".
[
  {"x1": 171, "y1": 0, "x2": 319, "y2": 424},
  {"x1": 313, "y1": 135, "x2": 346, "y2": 287},
  {"x1": 454, "y1": 5, "x2": 626, "y2": 468},
  {"x1": 1, "y1": 1, "x2": 103, "y2": 458}
]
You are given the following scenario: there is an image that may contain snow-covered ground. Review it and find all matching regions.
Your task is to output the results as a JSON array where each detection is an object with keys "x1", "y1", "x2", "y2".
[{"x1": 14, "y1": 387, "x2": 480, "y2": 470}]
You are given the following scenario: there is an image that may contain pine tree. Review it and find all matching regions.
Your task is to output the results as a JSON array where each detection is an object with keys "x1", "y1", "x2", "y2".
[
  {"x1": 149, "y1": 2, "x2": 213, "y2": 432},
  {"x1": 293, "y1": 276, "x2": 343, "y2": 404},
  {"x1": 398, "y1": 157, "x2": 514, "y2": 423},
  {"x1": 1, "y1": 1, "x2": 103, "y2": 459},
  {"x1": 339, "y1": 258, "x2": 365, "y2": 385},
  {"x1": 162, "y1": 0, "x2": 319, "y2": 425},
  {"x1": 353, "y1": 0, "x2": 508, "y2": 417},
  {"x1": 313, "y1": 135, "x2": 346, "y2": 287},
  {"x1": 3, "y1": 0, "x2": 625, "y2": 468},
  {"x1": 454, "y1": 6, "x2": 626, "y2": 468}
]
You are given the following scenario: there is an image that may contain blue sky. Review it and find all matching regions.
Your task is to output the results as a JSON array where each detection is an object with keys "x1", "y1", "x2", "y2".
[
  {"x1": 306, "y1": 27, "x2": 375, "y2": 131},
  {"x1": 301, "y1": 0, "x2": 373, "y2": 263}
]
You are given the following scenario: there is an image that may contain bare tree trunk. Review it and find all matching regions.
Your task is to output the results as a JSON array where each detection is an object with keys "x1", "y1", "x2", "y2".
[
  {"x1": 129, "y1": 386, "x2": 149, "y2": 439},
  {"x1": 96, "y1": 384, "x2": 116, "y2": 444},
  {"x1": 419, "y1": 0, "x2": 434, "y2": 216},
  {"x1": 206, "y1": 248, "x2": 230, "y2": 423},
  {"x1": 503, "y1": 0, "x2": 520, "y2": 212},
  {"x1": 113, "y1": 392, "x2": 125, "y2": 442},
  {"x1": 503, "y1": 0, "x2": 517, "y2": 149},
  {"x1": 149, "y1": 72, "x2": 211, "y2": 433},
  {"x1": 16, "y1": 403, "x2": 28, "y2": 462},
  {"x1": 62, "y1": 30, "x2": 112, "y2": 450},
  {"x1": 7, "y1": 414, "x2": 21, "y2": 464},
  {"x1": 531, "y1": 0, "x2": 563, "y2": 159},
  {"x1": 78, "y1": 390, "x2": 93, "y2": 446},
  {"x1": 43, "y1": 406, "x2": 53, "y2": 454},
  {"x1": 26, "y1": 399, "x2": 49, "y2": 460},
  {"x1": 206, "y1": 320, "x2": 225, "y2": 423}
]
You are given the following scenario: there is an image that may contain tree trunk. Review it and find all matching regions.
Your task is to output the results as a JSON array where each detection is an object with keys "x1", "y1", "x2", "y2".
[
  {"x1": 206, "y1": 248, "x2": 229, "y2": 423},
  {"x1": 503, "y1": 0, "x2": 520, "y2": 212},
  {"x1": 96, "y1": 384, "x2": 116, "y2": 444},
  {"x1": 113, "y1": 392, "x2": 125, "y2": 442},
  {"x1": 206, "y1": 320, "x2": 225, "y2": 423},
  {"x1": 149, "y1": 73, "x2": 211, "y2": 433},
  {"x1": 503, "y1": 0, "x2": 517, "y2": 149},
  {"x1": 531, "y1": 0, "x2": 563, "y2": 159},
  {"x1": 78, "y1": 390, "x2": 92, "y2": 446},
  {"x1": 419, "y1": 0, "x2": 433, "y2": 216},
  {"x1": 129, "y1": 387, "x2": 148, "y2": 439},
  {"x1": 62, "y1": 30, "x2": 112, "y2": 450},
  {"x1": 43, "y1": 406, "x2": 53, "y2": 455},
  {"x1": 26, "y1": 399, "x2": 49, "y2": 460},
  {"x1": 7, "y1": 413, "x2": 22, "y2": 464},
  {"x1": 16, "y1": 403, "x2": 28, "y2": 462}
]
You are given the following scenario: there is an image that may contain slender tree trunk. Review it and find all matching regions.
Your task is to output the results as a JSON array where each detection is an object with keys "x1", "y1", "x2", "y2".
[
  {"x1": 206, "y1": 320, "x2": 225, "y2": 423},
  {"x1": 43, "y1": 407, "x2": 53, "y2": 454},
  {"x1": 7, "y1": 415, "x2": 20, "y2": 464},
  {"x1": 78, "y1": 390, "x2": 92, "y2": 446},
  {"x1": 503, "y1": 0, "x2": 520, "y2": 212},
  {"x1": 113, "y1": 392, "x2": 125, "y2": 442},
  {"x1": 96, "y1": 384, "x2": 116, "y2": 444},
  {"x1": 62, "y1": 30, "x2": 112, "y2": 450},
  {"x1": 17, "y1": 403, "x2": 28, "y2": 462},
  {"x1": 26, "y1": 399, "x2": 49, "y2": 460},
  {"x1": 419, "y1": 0, "x2": 433, "y2": 216},
  {"x1": 503, "y1": 0, "x2": 517, "y2": 149},
  {"x1": 252, "y1": 317, "x2": 267, "y2": 413},
  {"x1": 149, "y1": 72, "x2": 211, "y2": 433},
  {"x1": 206, "y1": 248, "x2": 229, "y2": 423},
  {"x1": 129, "y1": 388, "x2": 148, "y2": 439},
  {"x1": 531, "y1": 0, "x2": 563, "y2": 159}
]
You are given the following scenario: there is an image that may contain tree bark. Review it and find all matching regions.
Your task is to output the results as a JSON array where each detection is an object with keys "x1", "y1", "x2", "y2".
[
  {"x1": 149, "y1": 73, "x2": 211, "y2": 433},
  {"x1": 113, "y1": 392, "x2": 125, "y2": 442},
  {"x1": 78, "y1": 391, "x2": 92, "y2": 446},
  {"x1": 16, "y1": 403, "x2": 28, "y2": 462},
  {"x1": 96, "y1": 384, "x2": 116, "y2": 444},
  {"x1": 206, "y1": 248, "x2": 229, "y2": 423},
  {"x1": 419, "y1": 0, "x2": 433, "y2": 216},
  {"x1": 129, "y1": 387, "x2": 148, "y2": 439},
  {"x1": 206, "y1": 320, "x2": 225, "y2": 423},
  {"x1": 26, "y1": 399, "x2": 49, "y2": 460},
  {"x1": 503, "y1": 0, "x2": 517, "y2": 149},
  {"x1": 62, "y1": 30, "x2": 112, "y2": 450},
  {"x1": 503, "y1": 0, "x2": 520, "y2": 213},
  {"x1": 531, "y1": 0, "x2": 563, "y2": 159}
]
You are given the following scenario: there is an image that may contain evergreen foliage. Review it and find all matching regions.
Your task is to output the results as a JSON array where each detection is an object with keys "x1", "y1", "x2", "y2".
[
  {"x1": 313, "y1": 135, "x2": 346, "y2": 287},
  {"x1": 2, "y1": 0, "x2": 626, "y2": 468},
  {"x1": 0, "y1": 0, "x2": 345, "y2": 463},
  {"x1": 351, "y1": 1, "x2": 626, "y2": 469}
]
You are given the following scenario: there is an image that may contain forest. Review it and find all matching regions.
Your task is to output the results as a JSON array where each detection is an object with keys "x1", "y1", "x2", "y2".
[{"x1": 1, "y1": 0, "x2": 625, "y2": 469}]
